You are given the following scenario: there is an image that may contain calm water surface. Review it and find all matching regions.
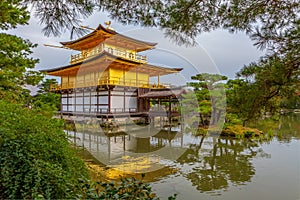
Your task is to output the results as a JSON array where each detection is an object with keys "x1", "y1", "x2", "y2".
[{"x1": 69, "y1": 113, "x2": 300, "y2": 200}]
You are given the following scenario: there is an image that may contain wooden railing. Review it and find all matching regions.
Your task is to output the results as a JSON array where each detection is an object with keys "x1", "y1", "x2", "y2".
[
  {"x1": 80, "y1": 108, "x2": 137, "y2": 113},
  {"x1": 70, "y1": 44, "x2": 147, "y2": 64},
  {"x1": 50, "y1": 78, "x2": 170, "y2": 91}
]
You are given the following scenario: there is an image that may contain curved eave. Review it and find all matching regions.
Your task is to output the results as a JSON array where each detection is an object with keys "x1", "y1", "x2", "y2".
[
  {"x1": 146, "y1": 64, "x2": 183, "y2": 77},
  {"x1": 113, "y1": 33, "x2": 157, "y2": 52},
  {"x1": 60, "y1": 24, "x2": 116, "y2": 46},
  {"x1": 40, "y1": 51, "x2": 141, "y2": 76},
  {"x1": 60, "y1": 24, "x2": 157, "y2": 51},
  {"x1": 41, "y1": 52, "x2": 182, "y2": 77}
]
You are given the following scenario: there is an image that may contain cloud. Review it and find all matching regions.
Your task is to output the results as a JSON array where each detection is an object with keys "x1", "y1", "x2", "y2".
[{"x1": 196, "y1": 30, "x2": 265, "y2": 78}]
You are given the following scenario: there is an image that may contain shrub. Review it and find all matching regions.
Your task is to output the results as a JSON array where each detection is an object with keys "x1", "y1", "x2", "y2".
[
  {"x1": 68, "y1": 176, "x2": 177, "y2": 200},
  {"x1": 221, "y1": 124, "x2": 263, "y2": 138},
  {"x1": 0, "y1": 101, "x2": 175, "y2": 199},
  {"x1": 0, "y1": 101, "x2": 89, "y2": 199}
]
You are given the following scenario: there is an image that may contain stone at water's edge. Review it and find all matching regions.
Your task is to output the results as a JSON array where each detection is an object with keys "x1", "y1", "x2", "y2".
[{"x1": 193, "y1": 125, "x2": 264, "y2": 138}]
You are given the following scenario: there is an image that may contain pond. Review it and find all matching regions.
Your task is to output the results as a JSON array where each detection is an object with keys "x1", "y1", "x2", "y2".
[{"x1": 67, "y1": 113, "x2": 300, "y2": 200}]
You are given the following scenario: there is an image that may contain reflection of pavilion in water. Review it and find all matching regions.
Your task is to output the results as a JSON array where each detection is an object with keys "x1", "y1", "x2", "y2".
[{"x1": 67, "y1": 125, "x2": 185, "y2": 174}]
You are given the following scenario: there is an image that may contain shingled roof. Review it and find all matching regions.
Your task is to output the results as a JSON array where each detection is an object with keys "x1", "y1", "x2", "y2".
[{"x1": 139, "y1": 88, "x2": 186, "y2": 98}]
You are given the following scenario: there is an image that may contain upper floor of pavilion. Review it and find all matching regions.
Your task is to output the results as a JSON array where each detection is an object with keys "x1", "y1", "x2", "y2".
[{"x1": 61, "y1": 23, "x2": 157, "y2": 65}]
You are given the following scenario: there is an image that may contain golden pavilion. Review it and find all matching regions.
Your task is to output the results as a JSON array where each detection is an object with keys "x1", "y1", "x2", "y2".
[{"x1": 42, "y1": 23, "x2": 183, "y2": 118}]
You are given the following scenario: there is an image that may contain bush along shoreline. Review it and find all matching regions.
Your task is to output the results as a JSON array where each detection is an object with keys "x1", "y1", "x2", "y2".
[
  {"x1": 0, "y1": 100, "x2": 175, "y2": 199},
  {"x1": 193, "y1": 124, "x2": 266, "y2": 139}
]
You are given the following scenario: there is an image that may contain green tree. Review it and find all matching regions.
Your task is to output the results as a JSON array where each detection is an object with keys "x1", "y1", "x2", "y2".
[
  {"x1": 33, "y1": 79, "x2": 60, "y2": 112},
  {"x1": 0, "y1": 0, "x2": 43, "y2": 103},
  {"x1": 188, "y1": 73, "x2": 227, "y2": 126},
  {"x1": 281, "y1": 95, "x2": 300, "y2": 110},
  {"x1": 226, "y1": 79, "x2": 258, "y2": 126},
  {"x1": 227, "y1": 52, "x2": 300, "y2": 125},
  {"x1": 0, "y1": 33, "x2": 43, "y2": 102},
  {"x1": 23, "y1": 0, "x2": 94, "y2": 37},
  {"x1": 0, "y1": 0, "x2": 29, "y2": 30}
]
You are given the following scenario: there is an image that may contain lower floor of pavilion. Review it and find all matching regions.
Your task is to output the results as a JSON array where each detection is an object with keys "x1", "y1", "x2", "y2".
[{"x1": 56, "y1": 85, "x2": 185, "y2": 119}]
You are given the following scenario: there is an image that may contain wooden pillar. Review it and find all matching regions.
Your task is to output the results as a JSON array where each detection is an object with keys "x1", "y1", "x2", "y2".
[
  {"x1": 108, "y1": 87, "x2": 111, "y2": 113},
  {"x1": 123, "y1": 66, "x2": 125, "y2": 85},
  {"x1": 83, "y1": 89, "x2": 85, "y2": 113},
  {"x1": 89, "y1": 88, "x2": 92, "y2": 113},
  {"x1": 168, "y1": 96, "x2": 171, "y2": 125},
  {"x1": 96, "y1": 89, "x2": 99, "y2": 114},
  {"x1": 66, "y1": 92, "x2": 69, "y2": 113},
  {"x1": 74, "y1": 89, "x2": 77, "y2": 113},
  {"x1": 158, "y1": 74, "x2": 160, "y2": 88},
  {"x1": 123, "y1": 88, "x2": 126, "y2": 112},
  {"x1": 137, "y1": 90, "x2": 140, "y2": 112}
]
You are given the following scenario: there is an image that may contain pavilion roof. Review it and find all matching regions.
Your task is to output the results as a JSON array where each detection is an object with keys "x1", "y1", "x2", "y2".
[
  {"x1": 41, "y1": 51, "x2": 182, "y2": 77},
  {"x1": 139, "y1": 88, "x2": 186, "y2": 98},
  {"x1": 60, "y1": 24, "x2": 157, "y2": 52}
]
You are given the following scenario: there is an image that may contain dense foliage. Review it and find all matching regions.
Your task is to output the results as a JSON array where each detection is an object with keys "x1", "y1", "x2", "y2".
[
  {"x1": 0, "y1": 1, "x2": 83, "y2": 198},
  {"x1": 0, "y1": 101, "x2": 89, "y2": 199},
  {"x1": 0, "y1": 33, "x2": 42, "y2": 102},
  {"x1": 186, "y1": 72, "x2": 299, "y2": 127},
  {"x1": 226, "y1": 54, "x2": 299, "y2": 125},
  {"x1": 0, "y1": 0, "x2": 29, "y2": 30},
  {"x1": 0, "y1": 101, "x2": 167, "y2": 199},
  {"x1": 0, "y1": 0, "x2": 43, "y2": 103},
  {"x1": 187, "y1": 73, "x2": 227, "y2": 126},
  {"x1": 32, "y1": 79, "x2": 60, "y2": 113},
  {"x1": 67, "y1": 176, "x2": 176, "y2": 200}
]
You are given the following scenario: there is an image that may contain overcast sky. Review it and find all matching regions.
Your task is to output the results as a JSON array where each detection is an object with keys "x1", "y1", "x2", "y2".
[{"x1": 8, "y1": 11, "x2": 264, "y2": 83}]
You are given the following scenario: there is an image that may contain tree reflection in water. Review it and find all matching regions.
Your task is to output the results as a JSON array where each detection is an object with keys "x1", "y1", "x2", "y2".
[
  {"x1": 177, "y1": 136, "x2": 267, "y2": 193},
  {"x1": 250, "y1": 113, "x2": 300, "y2": 142}
]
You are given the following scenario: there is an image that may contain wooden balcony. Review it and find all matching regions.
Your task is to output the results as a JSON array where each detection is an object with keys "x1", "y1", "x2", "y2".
[
  {"x1": 70, "y1": 45, "x2": 147, "y2": 64},
  {"x1": 50, "y1": 78, "x2": 170, "y2": 91}
]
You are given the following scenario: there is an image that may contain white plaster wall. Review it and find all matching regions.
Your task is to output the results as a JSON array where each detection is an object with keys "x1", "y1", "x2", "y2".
[
  {"x1": 98, "y1": 96, "x2": 108, "y2": 104},
  {"x1": 111, "y1": 96, "x2": 124, "y2": 111},
  {"x1": 76, "y1": 106, "x2": 83, "y2": 112},
  {"x1": 75, "y1": 97, "x2": 83, "y2": 104},
  {"x1": 62, "y1": 98, "x2": 67, "y2": 104},
  {"x1": 68, "y1": 105, "x2": 74, "y2": 111},
  {"x1": 91, "y1": 96, "x2": 97, "y2": 104},
  {"x1": 125, "y1": 96, "x2": 137, "y2": 111}
]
